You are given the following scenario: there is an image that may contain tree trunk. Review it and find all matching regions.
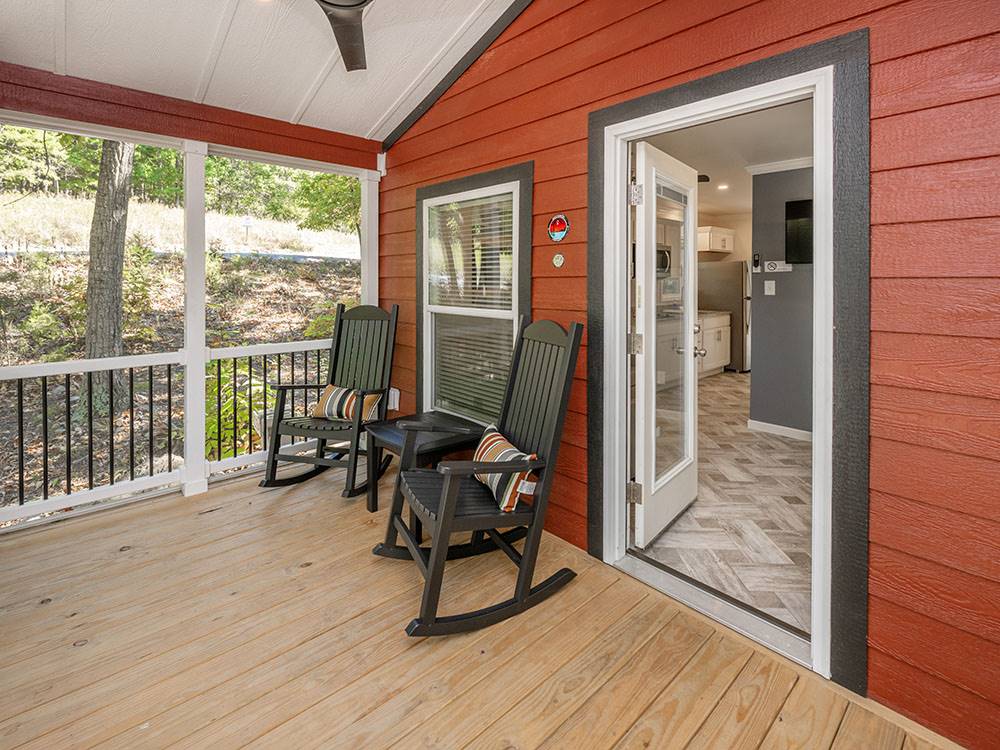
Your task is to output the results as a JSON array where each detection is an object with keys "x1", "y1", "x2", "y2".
[{"x1": 85, "y1": 140, "x2": 135, "y2": 360}]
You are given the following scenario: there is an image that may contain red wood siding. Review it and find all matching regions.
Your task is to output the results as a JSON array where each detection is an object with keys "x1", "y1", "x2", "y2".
[
  {"x1": 0, "y1": 62, "x2": 379, "y2": 170},
  {"x1": 377, "y1": 1, "x2": 1000, "y2": 745}
]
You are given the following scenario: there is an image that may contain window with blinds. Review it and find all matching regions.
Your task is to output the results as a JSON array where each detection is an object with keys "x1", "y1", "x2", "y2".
[{"x1": 423, "y1": 183, "x2": 519, "y2": 423}]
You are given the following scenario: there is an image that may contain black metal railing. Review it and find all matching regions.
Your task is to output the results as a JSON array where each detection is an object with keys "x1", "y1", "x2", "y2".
[
  {"x1": 206, "y1": 344, "x2": 331, "y2": 465},
  {"x1": 1, "y1": 363, "x2": 183, "y2": 508}
]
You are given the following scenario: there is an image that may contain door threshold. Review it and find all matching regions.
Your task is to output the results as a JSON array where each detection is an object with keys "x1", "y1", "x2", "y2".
[{"x1": 617, "y1": 550, "x2": 812, "y2": 667}]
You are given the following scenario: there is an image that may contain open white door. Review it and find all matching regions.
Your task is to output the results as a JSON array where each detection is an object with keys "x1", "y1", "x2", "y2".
[{"x1": 632, "y1": 141, "x2": 700, "y2": 547}]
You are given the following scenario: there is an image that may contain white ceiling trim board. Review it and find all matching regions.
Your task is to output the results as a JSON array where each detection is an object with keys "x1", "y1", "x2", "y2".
[
  {"x1": 195, "y1": 0, "x2": 240, "y2": 103},
  {"x1": 746, "y1": 156, "x2": 814, "y2": 174},
  {"x1": 52, "y1": 0, "x2": 67, "y2": 75},
  {"x1": 364, "y1": 0, "x2": 496, "y2": 141},
  {"x1": 292, "y1": 49, "x2": 343, "y2": 124}
]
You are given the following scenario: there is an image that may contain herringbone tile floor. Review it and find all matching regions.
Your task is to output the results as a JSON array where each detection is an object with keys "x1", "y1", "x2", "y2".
[{"x1": 645, "y1": 371, "x2": 813, "y2": 632}]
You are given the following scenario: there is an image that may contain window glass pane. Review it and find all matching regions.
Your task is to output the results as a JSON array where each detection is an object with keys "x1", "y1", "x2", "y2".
[
  {"x1": 427, "y1": 191, "x2": 513, "y2": 310},
  {"x1": 204, "y1": 154, "x2": 361, "y2": 347},
  {"x1": 433, "y1": 314, "x2": 512, "y2": 423},
  {"x1": 0, "y1": 124, "x2": 184, "y2": 365}
]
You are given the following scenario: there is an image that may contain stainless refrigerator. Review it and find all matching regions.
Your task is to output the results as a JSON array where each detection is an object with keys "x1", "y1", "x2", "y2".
[{"x1": 698, "y1": 260, "x2": 751, "y2": 372}]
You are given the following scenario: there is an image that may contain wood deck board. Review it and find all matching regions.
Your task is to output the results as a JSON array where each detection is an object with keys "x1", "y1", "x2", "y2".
[{"x1": 0, "y1": 468, "x2": 948, "y2": 749}]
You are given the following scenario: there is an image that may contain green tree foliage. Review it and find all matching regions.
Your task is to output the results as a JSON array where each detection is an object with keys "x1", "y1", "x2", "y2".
[
  {"x1": 57, "y1": 133, "x2": 102, "y2": 195},
  {"x1": 3, "y1": 125, "x2": 359, "y2": 228},
  {"x1": 132, "y1": 147, "x2": 183, "y2": 205},
  {"x1": 205, "y1": 156, "x2": 297, "y2": 220},
  {"x1": 294, "y1": 172, "x2": 361, "y2": 239},
  {"x1": 0, "y1": 125, "x2": 66, "y2": 194}
]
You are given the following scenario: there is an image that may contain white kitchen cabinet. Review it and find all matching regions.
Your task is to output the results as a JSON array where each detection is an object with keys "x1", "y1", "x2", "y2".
[
  {"x1": 701, "y1": 325, "x2": 731, "y2": 374},
  {"x1": 656, "y1": 311, "x2": 731, "y2": 385},
  {"x1": 697, "y1": 311, "x2": 731, "y2": 377},
  {"x1": 697, "y1": 226, "x2": 736, "y2": 254}
]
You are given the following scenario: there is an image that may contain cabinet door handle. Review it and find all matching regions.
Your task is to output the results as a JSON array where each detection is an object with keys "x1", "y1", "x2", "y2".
[{"x1": 694, "y1": 347, "x2": 707, "y2": 358}]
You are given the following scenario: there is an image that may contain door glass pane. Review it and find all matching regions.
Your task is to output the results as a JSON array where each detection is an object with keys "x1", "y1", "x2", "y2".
[
  {"x1": 426, "y1": 192, "x2": 513, "y2": 310},
  {"x1": 433, "y1": 313, "x2": 512, "y2": 422},
  {"x1": 654, "y1": 186, "x2": 688, "y2": 478}
]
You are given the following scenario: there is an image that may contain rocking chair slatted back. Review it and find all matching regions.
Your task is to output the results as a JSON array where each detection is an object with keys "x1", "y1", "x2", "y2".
[
  {"x1": 327, "y1": 304, "x2": 398, "y2": 418},
  {"x1": 498, "y1": 319, "x2": 581, "y2": 462}
]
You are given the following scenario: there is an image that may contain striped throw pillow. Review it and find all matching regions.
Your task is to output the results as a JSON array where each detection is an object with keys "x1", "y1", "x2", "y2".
[
  {"x1": 311, "y1": 385, "x2": 381, "y2": 423},
  {"x1": 473, "y1": 425, "x2": 538, "y2": 512}
]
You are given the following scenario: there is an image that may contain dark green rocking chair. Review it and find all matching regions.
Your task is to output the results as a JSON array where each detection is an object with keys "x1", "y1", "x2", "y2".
[
  {"x1": 373, "y1": 318, "x2": 583, "y2": 636},
  {"x1": 260, "y1": 303, "x2": 398, "y2": 497}
]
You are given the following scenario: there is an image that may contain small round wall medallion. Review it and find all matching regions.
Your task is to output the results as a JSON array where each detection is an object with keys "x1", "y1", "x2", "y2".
[
  {"x1": 552, "y1": 253, "x2": 565, "y2": 269},
  {"x1": 547, "y1": 213, "x2": 570, "y2": 242}
]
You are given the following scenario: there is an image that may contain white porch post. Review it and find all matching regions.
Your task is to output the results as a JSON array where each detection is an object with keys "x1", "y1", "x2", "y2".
[
  {"x1": 359, "y1": 169, "x2": 380, "y2": 305},
  {"x1": 182, "y1": 140, "x2": 209, "y2": 496}
]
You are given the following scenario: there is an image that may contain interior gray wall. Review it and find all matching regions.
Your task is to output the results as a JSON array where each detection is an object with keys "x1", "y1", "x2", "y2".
[{"x1": 749, "y1": 167, "x2": 813, "y2": 432}]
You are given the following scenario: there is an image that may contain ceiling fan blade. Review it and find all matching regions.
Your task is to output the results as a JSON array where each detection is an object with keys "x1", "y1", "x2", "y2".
[{"x1": 315, "y1": 1, "x2": 372, "y2": 72}]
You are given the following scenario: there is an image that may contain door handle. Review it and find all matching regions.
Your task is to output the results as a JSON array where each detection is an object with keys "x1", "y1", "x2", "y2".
[
  {"x1": 676, "y1": 347, "x2": 708, "y2": 358},
  {"x1": 693, "y1": 324, "x2": 702, "y2": 334}
]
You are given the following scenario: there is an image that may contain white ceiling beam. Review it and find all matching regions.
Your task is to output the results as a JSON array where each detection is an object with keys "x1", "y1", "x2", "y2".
[
  {"x1": 195, "y1": 0, "x2": 241, "y2": 103},
  {"x1": 291, "y1": 49, "x2": 342, "y2": 124},
  {"x1": 52, "y1": 0, "x2": 67, "y2": 75}
]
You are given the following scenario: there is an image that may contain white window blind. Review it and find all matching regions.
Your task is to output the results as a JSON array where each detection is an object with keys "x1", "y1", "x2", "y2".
[{"x1": 424, "y1": 182, "x2": 519, "y2": 423}]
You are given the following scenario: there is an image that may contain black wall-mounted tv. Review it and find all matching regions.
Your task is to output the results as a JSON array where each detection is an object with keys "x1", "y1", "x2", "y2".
[{"x1": 785, "y1": 199, "x2": 813, "y2": 264}]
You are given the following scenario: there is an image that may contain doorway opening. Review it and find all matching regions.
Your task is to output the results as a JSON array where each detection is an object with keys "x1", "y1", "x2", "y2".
[
  {"x1": 600, "y1": 68, "x2": 835, "y2": 671},
  {"x1": 633, "y1": 99, "x2": 815, "y2": 637}
]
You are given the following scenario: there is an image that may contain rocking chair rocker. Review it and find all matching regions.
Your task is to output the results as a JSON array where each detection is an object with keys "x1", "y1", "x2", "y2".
[
  {"x1": 373, "y1": 317, "x2": 583, "y2": 636},
  {"x1": 260, "y1": 303, "x2": 398, "y2": 497}
]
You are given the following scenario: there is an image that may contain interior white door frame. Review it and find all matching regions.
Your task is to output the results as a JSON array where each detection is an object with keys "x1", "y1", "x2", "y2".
[{"x1": 600, "y1": 67, "x2": 834, "y2": 675}]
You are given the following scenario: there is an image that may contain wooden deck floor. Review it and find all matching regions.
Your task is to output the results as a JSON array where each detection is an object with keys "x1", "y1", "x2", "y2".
[{"x1": 0, "y1": 465, "x2": 953, "y2": 749}]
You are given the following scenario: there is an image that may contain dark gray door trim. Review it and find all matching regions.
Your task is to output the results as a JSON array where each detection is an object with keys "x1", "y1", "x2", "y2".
[
  {"x1": 585, "y1": 30, "x2": 870, "y2": 694},
  {"x1": 381, "y1": 0, "x2": 534, "y2": 150},
  {"x1": 415, "y1": 161, "x2": 534, "y2": 412}
]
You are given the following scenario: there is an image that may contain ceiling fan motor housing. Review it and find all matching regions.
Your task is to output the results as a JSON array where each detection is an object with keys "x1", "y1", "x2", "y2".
[{"x1": 315, "y1": 0, "x2": 375, "y2": 72}]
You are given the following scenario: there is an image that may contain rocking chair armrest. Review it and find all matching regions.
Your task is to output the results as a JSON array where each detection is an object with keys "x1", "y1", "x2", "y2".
[
  {"x1": 397, "y1": 420, "x2": 481, "y2": 436},
  {"x1": 270, "y1": 382, "x2": 325, "y2": 391},
  {"x1": 437, "y1": 458, "x2": 546, "y2": 476},
  {"x1": 353, "y1": 387, "x2": 387, "y2": 396}
]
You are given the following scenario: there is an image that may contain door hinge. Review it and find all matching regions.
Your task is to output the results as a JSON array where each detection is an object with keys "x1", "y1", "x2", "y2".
[
  {"x1": 628, "y1": 332, "x2": 643, "y2": 355},
  {"x1": 628, "y1": 182, "x2": 643, "y2": 206},
  {"x1": 626, "y1": 481, "x2": 643, "y2": 505}
]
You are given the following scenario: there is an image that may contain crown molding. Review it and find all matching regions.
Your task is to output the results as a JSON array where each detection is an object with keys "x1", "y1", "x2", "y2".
[{"x1": 746, "y1": 156, "x2": 814, "y2": 175}]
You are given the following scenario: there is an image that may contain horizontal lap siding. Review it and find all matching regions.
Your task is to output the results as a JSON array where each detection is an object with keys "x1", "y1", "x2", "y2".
[
  {"x1": 866, "y1": 6, "x2": 1000, "y2": 746},
  {"x1": 378, "y1": 2, "x2": 1000, "y2": 745}
]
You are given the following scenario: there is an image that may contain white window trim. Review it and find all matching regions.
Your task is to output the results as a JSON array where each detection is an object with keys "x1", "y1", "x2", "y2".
[{"x1": 421, "y1": 180, "x2": 520, "y2": 424}]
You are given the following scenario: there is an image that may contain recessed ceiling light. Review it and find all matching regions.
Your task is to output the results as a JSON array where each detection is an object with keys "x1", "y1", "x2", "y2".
[{"x1": 717, "y1": 184, "x2": 729, "y2": 191}]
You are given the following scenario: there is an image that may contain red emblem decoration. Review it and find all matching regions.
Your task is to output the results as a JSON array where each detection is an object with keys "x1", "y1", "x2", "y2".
[{"x1": 547, "y1": 213, "x2": 570, "y2": 242}]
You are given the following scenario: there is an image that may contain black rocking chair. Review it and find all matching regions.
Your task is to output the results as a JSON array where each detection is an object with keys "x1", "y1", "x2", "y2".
[
  {"x1": 260, "y1": 303, "x2": 398, "y2": 497},
  {"x1": 373, "y1": 317, "x2": 583, "y2": 636}
]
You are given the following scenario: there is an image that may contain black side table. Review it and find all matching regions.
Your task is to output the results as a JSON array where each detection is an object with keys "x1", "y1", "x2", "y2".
[{"x1": 365, "y1": 411, "x2": 483, "y2": 512}]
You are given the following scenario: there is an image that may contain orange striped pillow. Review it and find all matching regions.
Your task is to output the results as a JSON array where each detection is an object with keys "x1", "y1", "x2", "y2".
[
  {"x1": 312, "y1": 385, "x2": 381, "y2": 422},
  {"x1": 472, "y1": 425, "x2": 538, "y2": 512}
]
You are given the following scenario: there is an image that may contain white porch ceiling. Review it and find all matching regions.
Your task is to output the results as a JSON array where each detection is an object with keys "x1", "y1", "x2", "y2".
[{"x1": 0, "y1": 0, "x2": 516, "y2": 142}]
